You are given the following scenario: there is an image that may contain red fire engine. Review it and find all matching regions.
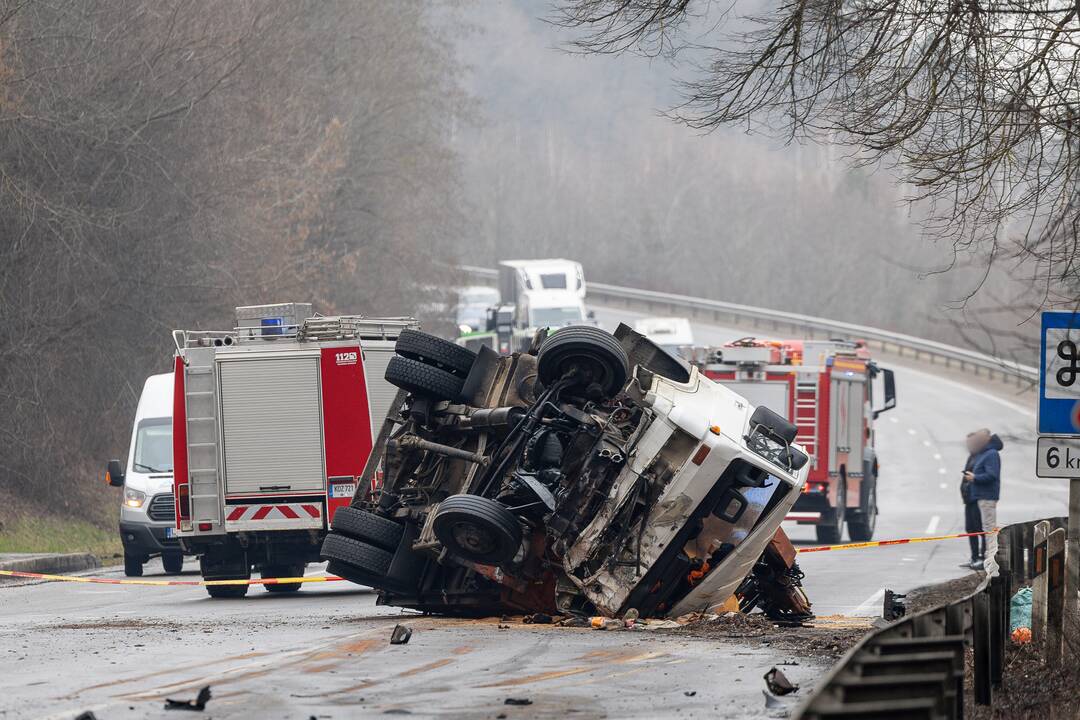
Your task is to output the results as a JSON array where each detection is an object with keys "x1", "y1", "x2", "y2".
[
  {"x1": 171, "y1": 303, "x2": 414, "y2": 597},
  {"x1": 693, "y1": 338, "x2": 896, "y2": 543}
]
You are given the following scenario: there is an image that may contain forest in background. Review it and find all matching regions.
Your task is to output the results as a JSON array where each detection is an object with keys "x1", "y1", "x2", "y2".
[{"x1": 0, "y1": 0, "x2": 1038, "y2": 525}]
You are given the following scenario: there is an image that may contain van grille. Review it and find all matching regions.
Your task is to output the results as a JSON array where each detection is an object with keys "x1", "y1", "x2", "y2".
[{"x1": 147, "y1": 493, "x2": 175, "y2": 522}]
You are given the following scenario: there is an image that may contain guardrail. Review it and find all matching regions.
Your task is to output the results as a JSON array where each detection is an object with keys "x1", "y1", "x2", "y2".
[
  {"x1": 459, "y1": 265, "x2": 1037, "y2": 385},
  {"x1": 797, "y1": 518, "x2": 1065, "y2": 719}
]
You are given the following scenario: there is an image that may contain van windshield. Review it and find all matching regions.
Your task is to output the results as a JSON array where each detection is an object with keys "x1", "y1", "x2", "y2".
[
  {"x1": 532, "y1": 306, "x2": 584, "y2": 327},
  {"x1": 134, "y1": 418, "x2": 172, "y2": 473}
]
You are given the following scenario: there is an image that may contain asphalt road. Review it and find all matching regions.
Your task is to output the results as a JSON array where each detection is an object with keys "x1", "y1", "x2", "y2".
[
  {"x1": 0, "y1": 560, "x2": 832, "y2": 720},
  {"x1": 1, "y1": 305, "x2": 1053, "y2": 719},
  {"x1": 592, "y1": 306, "x2": 1057, "y2": 616}
]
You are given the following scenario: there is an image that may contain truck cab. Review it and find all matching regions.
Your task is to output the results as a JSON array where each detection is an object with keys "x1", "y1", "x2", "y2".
[{"x1": 105, "y1": 372, "x2": 186, "y2": 577}]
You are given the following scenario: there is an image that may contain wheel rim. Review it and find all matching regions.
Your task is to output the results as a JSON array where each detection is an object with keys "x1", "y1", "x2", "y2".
[
  {"x1": 866, "y1": 486, "x2": 877, "y2": 532},
  {"x1": 450, "y1": 521, "x2": 498, "y2": 556}
]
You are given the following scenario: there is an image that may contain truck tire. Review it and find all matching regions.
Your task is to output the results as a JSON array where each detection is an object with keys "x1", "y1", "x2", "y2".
[
  {"x1": 206, "y1": 581, "x2": 249, "y2": 599},
  {"x1": 815, "y1": 478, "x2": 846, "y2": 545},
  {"x1": 395, "y1": 329, "x2": 477, "y2": 377},
  {"x1": 331, "y1": 507, "x2": 403, "y2": 552},
  {"x1": 847, "y1": 482, "x2": 877, "y2": 542},
  {"x1": 162, "y1": 551, "x2": 183, "y2": 575},
  {"x1": 537, "y1": 326, "x2": 628, "y2": 398},
  {"x1": 321, "y1": 534, "x2": 394, "y2": 588},
  {"x1": 263, "y1": 563, "x2": 305, "y2": 593},
  {"x1": 123, "y1": 553, "x2": 144, "y2": 578},
  {"x1": 385, "y1": 355, "x2": 464, "y2": 401},
  {"x1": 431, "y1": 495, "x2": 522, "y2": 566}
]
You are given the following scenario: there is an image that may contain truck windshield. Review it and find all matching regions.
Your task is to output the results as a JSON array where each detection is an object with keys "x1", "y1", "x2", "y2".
[
  {"x1": 532, "y1": 306, "x2": 584, "y2": 327},
  {"x1": 133, "y1": 418, "x2": 172, "y2": 473}
]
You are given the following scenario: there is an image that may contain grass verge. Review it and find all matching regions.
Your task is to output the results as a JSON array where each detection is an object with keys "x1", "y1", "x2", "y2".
[{"x1": 0, "y1": 515, "x2": 121, "y2": 562}]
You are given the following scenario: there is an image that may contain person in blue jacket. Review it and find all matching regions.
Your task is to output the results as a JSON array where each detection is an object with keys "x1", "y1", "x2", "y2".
[{"x1": 963, "y1": 429, "x2": 1002, "y2": 572}]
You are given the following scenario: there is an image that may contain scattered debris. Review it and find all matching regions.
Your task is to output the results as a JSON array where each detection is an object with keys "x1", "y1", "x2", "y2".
[
  {"x1": 883, "y1": 589, "x2": 906, "y2": 621},
  {"x1": 1011, "y1": 626, "x2": 1032, "y2": 644},
  {"x1": 522, "y1": 613, "x2": 554, "y2": 624},
  {"x1": 390, "y1": 624, "x2": 412, "y2": 645},
  {"x1": 589, "y1": 617, "x2": 622, "y2": 630},
  {"x1": 764, "y1": 667, "x2": 798, "y2": 696},
  {"x1": 164, "y1": 685, "x2": 211, "y2": 711},
  {"x1": 683, "y1": 691, "x2": 697, "y2": 697},
  {"x1": 504, "y1": 698, "x2": 532, "y2": 706},
  {"x1": 557, "y1": 616, "x2": 590, "y2": 628},
  {"x1": 74, "y1": 712, "x2": 98, "y2": 720},
  {"x1": 762, "y1": 690, "x2": 788, "y2": 710}
]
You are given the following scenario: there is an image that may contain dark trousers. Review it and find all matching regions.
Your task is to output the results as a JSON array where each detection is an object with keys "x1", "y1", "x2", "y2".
[{"x1": 964, "y1": 501, "x2": 985, "y2": 560}]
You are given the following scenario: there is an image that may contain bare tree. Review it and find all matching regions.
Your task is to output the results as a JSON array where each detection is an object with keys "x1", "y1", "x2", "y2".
[{"x1": 556, "y1": 1, "x2": 1080, "y2": 308}]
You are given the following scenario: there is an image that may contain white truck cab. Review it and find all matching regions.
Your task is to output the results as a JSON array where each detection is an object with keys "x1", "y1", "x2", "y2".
[{"x1": 105, "y1": 372, "x2": 186, "y2": 577}]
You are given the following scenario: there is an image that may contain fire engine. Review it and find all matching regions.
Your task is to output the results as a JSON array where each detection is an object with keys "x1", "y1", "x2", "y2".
[
  {"x1": 692, "y1": 338, "x2": 896, "y2": 543},
  {"x1": 171, "y1": 303, "x2": 415, "y2": 597}
]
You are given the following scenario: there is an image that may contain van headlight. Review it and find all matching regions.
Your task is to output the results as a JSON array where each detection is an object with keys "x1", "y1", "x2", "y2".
[{"x1": 124, "y1": 488, "x2": 146, "y2": 508}]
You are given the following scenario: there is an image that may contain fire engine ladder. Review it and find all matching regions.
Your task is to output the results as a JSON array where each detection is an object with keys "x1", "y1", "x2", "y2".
[
  {"x1": 182, "y1": 354, "x2": 222, "y2": 525},
  {"x1": 794, "y1": 381, "x2": 819, "y2": 465}
]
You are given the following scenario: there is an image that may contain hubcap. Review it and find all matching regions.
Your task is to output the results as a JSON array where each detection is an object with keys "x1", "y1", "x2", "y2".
[{"x1": 451, "y1": 521, "x2": 496, "y2": 556}]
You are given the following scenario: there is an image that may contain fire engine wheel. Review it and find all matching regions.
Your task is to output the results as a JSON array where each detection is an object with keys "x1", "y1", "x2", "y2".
[
  {"x1": 385, "y1": 355, "x2": 464, "y2": 401},
  {"x1": 848, "y1": 483, "x2": 877, "y2": 542},
  {"x1": 431, "y1": 495, "x2": 522, "y2": 566},
  {"x1": 395, "y1": 329, "x2": 477, "y2": 378},
  {"x1": 205, "y1": 581, "x2": 250, "y2": 599},
  {"x1": 262, "y1": 563, "x2": 305, "y2": 593},
  {"x1": 321, "y1": 534, "x2": 394, "y2": 587},
  {"x1": 162, "y1": 551, "x2": 184, "y2": 575},
  {"x1": 537, "y1": 326, "x2": 629, "y2": 398},
  {"x1": 815, "y1": 479, "x2": 846, "y2": 545},
  {"x1": 331, "y1": 506, "x2": 404, "y2": 552}
]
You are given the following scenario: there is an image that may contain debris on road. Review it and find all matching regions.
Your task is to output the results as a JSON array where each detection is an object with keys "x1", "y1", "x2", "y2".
[
  {"x1": 504, "y1": 698, "x2": 532, "y2": 706},
  {"x1": 164, "y1": 685, "x2": 211, "y2": 711},
  {"x1": 764, "y1": 667, "x2": 798, "y2": 696},
  {"x1": 390, "y1": 624, "x2": 412, "y2": 645},
  {"x1": 522, "y1": 613, "x2": 553, "y2": 624},
  {"x1": 74, "y1": 712, "x2": 98, "y2": 720}
]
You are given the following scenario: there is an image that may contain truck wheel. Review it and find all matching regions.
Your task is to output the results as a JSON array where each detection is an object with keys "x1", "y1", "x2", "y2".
[
  {"x1": 847, "y1": 483, "x2": 877, "y2": 542},
  {"x1": 331, "y1": 507, "x2": 403, "y2": 552},
  {"x1": 162, "y1": 551, "x2": 183, "y2": 575},
  {"x1": 395, "y1": 329, "x2": 477, "y2": 377},
  {"x1": 431, "y1": 495, "x2": 522, "y2": 566},
  {"x1": 123, "y1": 553, "x2": 144, "y2": 577},
  {"x1": 322, "y1": 534, "x2": 394, "y2": 588},
  {"x1": 815, "y1": 479, "x2": 846, "y2": 545},
  {"x1": 537, "y1": 326, "x2": 628, "y2": 398},
  {"x1": 205, "y1": 581, "x2": 249, "y2": 599},
  {"x1": 263, "y1": 563, "x2": 305, "y2": 593},
  {"x1": 385, "y1": 355, "x2": 464, "y2": 401}
]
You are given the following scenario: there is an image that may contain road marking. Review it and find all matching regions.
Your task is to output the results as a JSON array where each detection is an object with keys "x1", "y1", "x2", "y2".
[
  {"x1": 940, "y1": 482, "x2": 948, "y2": 489},
  {"x1": 889, "y1": 416, "x2": 899, "y2": 423},
  {"x1": 922, "y1": 440, "x2": 932, "y2": 447},
  {"x1": 938, "y1": 467, "x2": 947, "y2": 474},
  {"x1": 925, "y1": 515, "x2": 940, "y2": 534},
  {"x1": 933, "y1": 453, "x2": 942, "y2": 460},
  {"x1": 850, "y1": 588, "x2": 885, "y2": 617},
  {"x1": 907, "y1": 428, "x2": 917, "y2": 435}
]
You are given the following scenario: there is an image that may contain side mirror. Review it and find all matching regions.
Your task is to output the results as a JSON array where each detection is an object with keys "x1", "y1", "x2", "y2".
[
  {"x1": 873, "y1": 368, "x2": 897, "y2": 419},
  {"x1": 105, "y1": 459, "x2": 125, "y2": 487}
]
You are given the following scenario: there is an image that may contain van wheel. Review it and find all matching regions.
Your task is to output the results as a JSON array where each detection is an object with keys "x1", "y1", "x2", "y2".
[
  {"x1": 162, "y1": 551, "x2": 183, "y2": 575},
  {"x1": 384, "y1": 355, "x2": 464, "y2": 401},
  {"x1": 431, "y1": 495, "x2": 522, "y2": 566},
  {"x1": 263, "y1": 563, "x2": 305, "y2": 593},
  {"x1": 322, "y1": 534, "x2": 394, "y2": 588},
  {"x1": 123, "y1": 553, "x2": 144, "y2": 577},
  {"x1": 395, "y1": 329, "x2": 477, "y2": 377},
  {"x1": 331, "y1": 507, "x2": 403, "y2": 552},
  {"x1": 537, "y1": 326, "x2": 629, "y2": 398}
]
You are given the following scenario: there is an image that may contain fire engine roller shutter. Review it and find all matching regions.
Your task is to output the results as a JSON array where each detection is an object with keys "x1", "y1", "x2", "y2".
[
  {"x1": 362, "y1": 346, "x2": 397, "y2": 439},
  {"x1": 219, "y1": 355, "x2": 325, "y2": 495}
]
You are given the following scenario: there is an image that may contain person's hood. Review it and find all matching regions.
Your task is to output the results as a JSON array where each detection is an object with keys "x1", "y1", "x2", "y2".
[{"x1": 988, "y1": 434, "x2": 1004, "y2": 452}]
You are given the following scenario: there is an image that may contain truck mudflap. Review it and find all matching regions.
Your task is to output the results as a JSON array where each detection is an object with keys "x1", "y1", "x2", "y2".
[{"x1": 224, "y1": 502, "x2": 323, "y2": 531}]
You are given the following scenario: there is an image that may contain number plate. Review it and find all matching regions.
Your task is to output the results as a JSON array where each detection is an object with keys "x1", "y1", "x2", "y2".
[
  {"x1": 1036, "y1": 436, "x2": 1080, "y2": 478},
  {"x1": 164, "y1": 527, "x2": 176, "y2": 539},
  {"x1": 329, "y1": 483, "x2": 356, "y2": 499}
]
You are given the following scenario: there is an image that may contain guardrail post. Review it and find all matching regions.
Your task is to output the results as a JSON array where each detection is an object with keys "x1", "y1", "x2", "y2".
[
  {"x1": 973, "y1": 591, "x2": 992, "y2": 705},
  {"x1": 1067, "y1": 479, "x2": 1080, "y2": 625},
  {"x1": 1033, "y1": 520, "x2": 1050, "y2": 648},
  {"x1": 989, "y1": 575, "x2": 1006, "y2": 687},
  {"x1": 1046, "y1": 527, "x2": 1066, "y2": 664}
]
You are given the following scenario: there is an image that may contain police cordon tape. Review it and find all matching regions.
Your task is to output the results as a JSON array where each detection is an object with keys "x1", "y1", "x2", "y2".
[{"x1": 0, "y1": 530, "x2": 999, "y2": 587}]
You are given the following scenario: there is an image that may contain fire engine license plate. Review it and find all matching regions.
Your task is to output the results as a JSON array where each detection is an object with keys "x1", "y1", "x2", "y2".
[{"x1": 329, "y1": 483, "x2": 356, "y2": 499}]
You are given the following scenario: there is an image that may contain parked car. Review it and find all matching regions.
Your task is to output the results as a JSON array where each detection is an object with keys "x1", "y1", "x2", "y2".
[{"x1": 322, "y1": 324, "x2": 813, "y2": 620}]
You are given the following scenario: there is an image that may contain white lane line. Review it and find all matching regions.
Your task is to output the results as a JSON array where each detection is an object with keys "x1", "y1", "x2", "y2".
[
  {"x1": 907, "y1": 428, "x2": 917, "y2": 435},
  {"x1": 940, "y1": 482, "x2": 948, "y2": 489},
  {"x1": 933, "y1": 453, "x2": 942, "y2": 460},
  {"x1": 922, "y1": 440, "x2": 932, "y2": 447},
  {"x1": 938, "y1": 468, "x2": 947, "y2": 474},
  {"x1": 886, "y1": 361, "x2": 1035, "y2": 417},
  {"x1": 849, "y1": 587, "x2": 886, "y2": 617},
  {"x1": 889, "y1": 417, "x2": 899, "y2": 423},
  {"x1": 925, "y1": 515, "x2": 940, "y2": 534}
]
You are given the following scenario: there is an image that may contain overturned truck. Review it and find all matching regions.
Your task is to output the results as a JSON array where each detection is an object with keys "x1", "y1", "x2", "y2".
[{"x1": 321, "y1": 324, "x2": 813, "y2": 620}]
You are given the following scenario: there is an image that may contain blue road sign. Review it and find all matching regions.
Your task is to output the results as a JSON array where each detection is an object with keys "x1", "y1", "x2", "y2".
[{"x1": 1040, "y1": 311, "x2": 1080, "y2": 434}]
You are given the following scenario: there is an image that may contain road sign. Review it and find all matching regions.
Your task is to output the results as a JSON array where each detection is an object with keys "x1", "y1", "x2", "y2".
[
  {"x1": 1039, "y1": 312, "x2": 1080, "y2": 434},
  {"x1": 1037, "y1": 436, "x2": 1080, "y2": 478}
]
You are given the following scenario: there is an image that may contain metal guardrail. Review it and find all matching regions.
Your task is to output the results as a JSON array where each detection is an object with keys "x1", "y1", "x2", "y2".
[
  {"x1": 459, "y1": 265, "x2": 1037, "y2": 384},
  {"x1": 797, "y1": 517, "x2": 1065, "y2": 719}
]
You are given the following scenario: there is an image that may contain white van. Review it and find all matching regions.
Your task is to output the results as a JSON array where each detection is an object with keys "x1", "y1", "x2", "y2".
[
  {"x1": 634, "y1": 317, "x2": 694, "y2": 355},
  {"x1": 105, "y1": 372, "x2": 185, "y2": 576}
]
